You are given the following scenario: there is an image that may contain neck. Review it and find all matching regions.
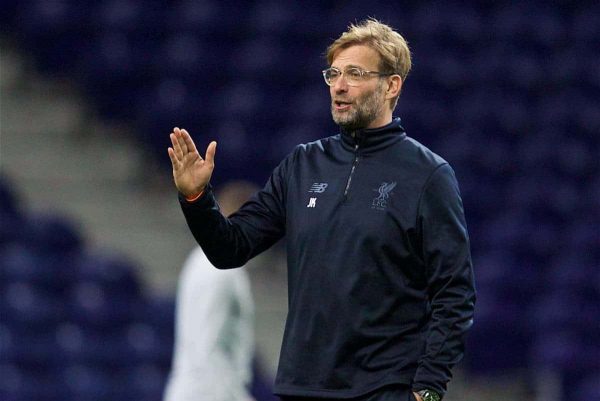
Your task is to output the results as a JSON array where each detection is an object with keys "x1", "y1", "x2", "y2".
[
  {"x1": 366, "y1": 107, "x2": 393, "y2": 129},
  {"x1": 366, "y1": 115, "x2": 393, "y2": 130}
]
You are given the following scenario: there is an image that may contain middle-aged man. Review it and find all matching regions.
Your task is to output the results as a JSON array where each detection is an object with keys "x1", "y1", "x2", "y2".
[{"x1": 167, "y1": 19, "x2": 475, "y2": 401}]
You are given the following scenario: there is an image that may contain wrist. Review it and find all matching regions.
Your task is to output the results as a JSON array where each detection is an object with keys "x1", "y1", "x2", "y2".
[{"x1": 184, "y1": 187, "x2": 205, "y2": 202}]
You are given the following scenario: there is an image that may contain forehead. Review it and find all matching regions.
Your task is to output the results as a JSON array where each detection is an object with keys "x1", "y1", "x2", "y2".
[{"x1": 331, "y1": 44, "x2": 381, "y2": 70}]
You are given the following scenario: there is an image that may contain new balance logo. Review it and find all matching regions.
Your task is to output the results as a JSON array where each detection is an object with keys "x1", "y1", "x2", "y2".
[
  {"x1": 307, "y1": 198, "x2": 317, "y2": 208},
  {"x1": 309, "y1": 183, "x2": 328, "y2": 193}
]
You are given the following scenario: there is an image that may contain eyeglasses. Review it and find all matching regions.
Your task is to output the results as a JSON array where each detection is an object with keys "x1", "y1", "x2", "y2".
[{"x1": 322, "y1": 67, "x2": 395, "y2": 87}]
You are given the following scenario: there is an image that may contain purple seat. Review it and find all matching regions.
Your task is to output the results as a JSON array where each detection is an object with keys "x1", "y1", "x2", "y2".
[
  {"x1": 2, "y1": 282, "x2": 65, "y2": 329},
  {"x1": 120, "y1": 322, "x2": 172, "y2": 367},
  {"x1": 289, "y1": 85, "x2": 331, "y2": 123},
  {"x1": 268, "y1": 122, "x2": 323, "y2": 165},
  {"x1": 546, "y1": 252, "x2": 594, "y2": 291},
  {"x1": 0, "y1": 0, "x2": 19, "y2": 32},
  {"x1": 464, "y1": 290, "x2": 532, "y2": 374},
  {"x1": 55, "y1": 322, "x2": 137, "y2": 370},
  {"x1": 575, "y1": 372, "x2": 600, "y2": 401},
  {"x1": 536, "y1": 91, "x2": 579, "y2": 131},
  {"x1": 491, "y1": 4, "x2": 533, "y2": 42},
  {"x1": 0, "y1": 324, "x2": 62, "y2": 371},
  {"x1": 74, "y1": 252, "x2": 142, "y2": 299},
  {"x1": 229, "y1": 38, "x2": 285, "y2": 81},
  {"x1": 165, "y1": 0, "x2": 246, "y2": 38},
  {"x1": 215, "y1": 81, "x2": 265, "y2": 119},
  {"x1": 166, "y1": 0, "x2": 219, "y2": 34},
  {"x1": 575, "y1": 98, "x2": 600, "y2": 135},
  {"x1": 130, "y1": 297, "x2": 175, "y2": 366},
  {"x1": 67, "y1": 281, "x2": 136, "y2": 331},
  {"x1": 429, "y1": 53, "x2": 469, "y2": 90},
  {"x1": 0, "y1": 364, "x2": 63, "y2": 401},
  {"x1": 525, "y1": 9, "x2": 565, "y2": 49},
  {"x1": 0, "y1": 213, "x2": 27, "y2": 249},
  {"x1": 134, "y1": 77, "x2": 212, "y2": 160},
  {"x1": 78, "y1": 32, "x2": 152, "y2": 120},
  {"x1": 112, "y1": 363, "x2": 168, "y2": 401},
  {"x1": 17, "y1": 0, "x2": 91, "y2": 75},
  {"x1": 530, "y1": 331, "x2": 582, "y2": 372},
  {"x1": 246, "y1": 1, "x2": 296, "y2": 35},
  {"x1": 60, "y1": 363, "x2": 114, "y2": 399},
  {"x1": 564, "y1": 219, "x2": 599, "y2": 254},
  {"x1": 151, "y1": 34, "x2": 222, "y2": 82},
  {"x1": 0, "y1": 176, "x2": 19, "y2": 217},
  {"x1": 572, "y1": 5, "x2": 600, "y2": 44},
  {"x1": 443, "y1": 5, "x2": 484, "y2": 47},
  {"x1": 0, "y1": 244, "x2": 68, "y2": 295},
  {"x1": 554, "y1": 139, "x2": 594, "y2": 177},
  {"x1": 89, "y1": 0, "x2": 165, "y2": 37},
  {"x1": 0, "y1": 362, "x2": 23, "y2": 400},
  {"x1": 23, "y1": 213, "x2": 83, "y2": 257},
  {"x1": 505, "y1": 54, "x2": 543, "y2": 90}
]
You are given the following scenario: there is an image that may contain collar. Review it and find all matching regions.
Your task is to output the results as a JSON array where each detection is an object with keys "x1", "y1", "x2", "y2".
[{"x1": 340, "y1": 117, "x2": 406, "y2": 154}]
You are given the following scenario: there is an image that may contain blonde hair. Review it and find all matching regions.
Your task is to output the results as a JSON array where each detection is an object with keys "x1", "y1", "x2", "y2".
[{"x1": 326, "y1": 19, "x2": 412, "y2": 108}]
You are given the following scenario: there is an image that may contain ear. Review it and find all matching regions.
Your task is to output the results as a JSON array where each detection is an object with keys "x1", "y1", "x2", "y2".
[{"x1": 385, "y1": 75, "x2": 402, "y2": 100}]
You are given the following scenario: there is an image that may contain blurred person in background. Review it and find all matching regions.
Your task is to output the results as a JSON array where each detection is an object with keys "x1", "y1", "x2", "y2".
[
  {"x1": 163, "y1": 181, "x2": 259, "y2": 401},
  {"x1": 168, "y1": 19, "x2": 475, "y2": 401}
]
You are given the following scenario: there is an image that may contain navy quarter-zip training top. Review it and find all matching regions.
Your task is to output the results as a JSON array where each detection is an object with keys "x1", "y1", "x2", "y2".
[{"x1": 179, "y1": 118, "x2": 476, "y2": 399}]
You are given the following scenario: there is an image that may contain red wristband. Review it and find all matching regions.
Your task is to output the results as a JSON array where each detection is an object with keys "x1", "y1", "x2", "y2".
[{"x1": 185, "y1": 190, "x2": 204, "y2": 202}]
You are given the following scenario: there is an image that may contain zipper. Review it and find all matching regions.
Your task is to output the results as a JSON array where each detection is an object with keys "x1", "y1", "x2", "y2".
[{"x1": 343, "y1": 144, "x2": 360, "y2": 200}]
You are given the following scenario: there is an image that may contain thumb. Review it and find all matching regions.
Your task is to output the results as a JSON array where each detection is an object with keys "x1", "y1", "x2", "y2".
[{"x1": 205, "y1": 141, "x2": 217, "y2": 166}]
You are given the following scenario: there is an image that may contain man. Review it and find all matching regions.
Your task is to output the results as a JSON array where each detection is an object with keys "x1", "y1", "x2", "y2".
[
  {"x1": 168, "y1": 19, "x2": 475, "y2": 401},
  {"x1": 163, "y1": 182, "x2": 258, "y2": 401}
]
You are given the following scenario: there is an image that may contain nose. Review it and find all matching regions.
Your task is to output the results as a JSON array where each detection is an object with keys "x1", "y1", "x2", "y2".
[{"x1": 332, "y1": 74, "x2": 349, "y2": 93}]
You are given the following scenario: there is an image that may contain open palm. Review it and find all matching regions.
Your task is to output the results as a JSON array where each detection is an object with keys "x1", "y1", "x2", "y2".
[{"x1": 168, "y1": 127, "x2": 217, "y2": 197}]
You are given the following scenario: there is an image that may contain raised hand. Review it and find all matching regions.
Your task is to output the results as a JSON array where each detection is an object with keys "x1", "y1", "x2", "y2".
[{"x1": 168, "y1": 127, "x2": 217, "y2": 197}]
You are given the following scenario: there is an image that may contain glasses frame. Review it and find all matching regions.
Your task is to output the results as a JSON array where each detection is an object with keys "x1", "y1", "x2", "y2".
[{"x1": 322, "y1": 66, "x2": 395, "y2": 87}]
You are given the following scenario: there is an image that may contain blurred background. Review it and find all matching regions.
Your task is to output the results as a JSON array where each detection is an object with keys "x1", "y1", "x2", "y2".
[{"x1": 1, "y1": 1, "x2": 599, "y2": 400}]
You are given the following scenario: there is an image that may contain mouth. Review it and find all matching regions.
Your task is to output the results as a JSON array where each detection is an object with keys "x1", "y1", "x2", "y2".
[{"x1": 334, "y1": 100, "x2": 352, "y2": 111}]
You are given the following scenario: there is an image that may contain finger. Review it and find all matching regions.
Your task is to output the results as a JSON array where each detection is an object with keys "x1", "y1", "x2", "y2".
[
  {"x1": 170, "y1": 133, "x2": 183, "y2": 160},
  {"x1": 181, "y1": 129, "x2": 199, "y2": 155},
  {"x1": 205, "y1": 141, "x2": 217, "y2": 166},
  {"x1": 176, "y1": 128, "x2": 189, "y2": 154},
  {"x1": 167, "y1": 147, "x2": 180, "y2": 169}
]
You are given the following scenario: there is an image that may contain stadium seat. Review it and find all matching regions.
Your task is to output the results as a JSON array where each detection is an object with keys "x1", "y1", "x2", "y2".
[
  {"x1": 2, "y1": 282, "x2": 66, "y2": 329},
  {"x1": 16, "y1": 0, "x2": 91, "y2": 75},
  {"x1": 23, "y1": 213, "x2": 83, "y2": 257},
  {"x1": 575, "y1": 372, "x2": 600, "y2": 401},
  {"x1": 74, "y1": 251, "x2": 142, "y2": 298}
]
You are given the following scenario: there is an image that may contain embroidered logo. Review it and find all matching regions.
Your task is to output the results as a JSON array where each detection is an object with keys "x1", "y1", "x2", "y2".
[
  {"x1": 307, "y1": 197, "x2": 317, "y2": 208},
  {"x1": 372, "y1": 182, "x2": 397, "y2": 210},
  {"x1": 309, "y1": 183, "x2": 328, "y2": 193}
]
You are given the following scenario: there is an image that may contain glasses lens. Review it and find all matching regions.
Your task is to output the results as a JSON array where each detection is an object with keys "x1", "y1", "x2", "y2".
[
  {"x1": 323, "y1": 68, "x2": 370, "y2": 86},
  {"x1": 345, "y1": 68, "x2": 363, "y2": 85},
  {"x1": 323, "y1": 68, "x2": 340, "y2": 86}
]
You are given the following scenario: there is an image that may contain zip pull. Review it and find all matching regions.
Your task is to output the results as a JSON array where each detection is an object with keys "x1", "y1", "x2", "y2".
[{"x1": 343, "y1": 144, "x2": 360, "y2": 198}]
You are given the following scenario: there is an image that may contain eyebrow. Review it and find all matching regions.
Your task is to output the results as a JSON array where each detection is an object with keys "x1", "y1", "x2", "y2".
[{"x1": 331, "y1": 64, "x2": 366, "y2": 70}]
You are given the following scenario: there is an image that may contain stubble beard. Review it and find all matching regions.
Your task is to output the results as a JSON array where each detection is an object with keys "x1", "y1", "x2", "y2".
[{"x1": 331, "y1": 82, "x2": 386, "y2": 132}]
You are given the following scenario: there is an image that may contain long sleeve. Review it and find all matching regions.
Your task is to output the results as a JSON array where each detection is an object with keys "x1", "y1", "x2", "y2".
[
  {"x1": 179, "y1": 155, "x2": 290, "y2": 269},
  {"x1": 412, "y1": 163, "x2": 476, "y2": 396}
]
